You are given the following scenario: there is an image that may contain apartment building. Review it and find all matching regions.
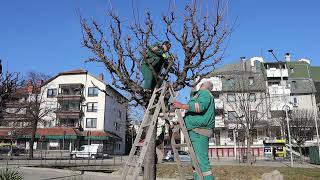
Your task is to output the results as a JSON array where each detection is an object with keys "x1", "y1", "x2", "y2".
[
  {"x1": 0, "y1": 69, "x2": 128, "y2": 154},
  {"x1": 197, "y1": 55, "x2": 320, "y2": 158}
]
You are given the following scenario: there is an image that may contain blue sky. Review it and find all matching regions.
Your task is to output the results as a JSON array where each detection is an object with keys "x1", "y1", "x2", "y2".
[{"x1": 1, "y1": 0, "x2": 320, "y2": 100}]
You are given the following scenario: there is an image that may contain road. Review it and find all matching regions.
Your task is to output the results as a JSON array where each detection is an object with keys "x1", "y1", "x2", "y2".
[
  {"x1": 1, "y1": 156, "x2": 320, "y2": 169},
  {"x1": 14, "y1": 167, "x2": 177, "y2": 180}
]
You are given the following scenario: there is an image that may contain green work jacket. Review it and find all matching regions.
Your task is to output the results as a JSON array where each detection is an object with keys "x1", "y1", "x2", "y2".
[
  {"x1": 142, "y1": 43, "x2": 168, "y2": 72},
  {"x1": 184, "y1": 89, "x2": 215, "y2": 130}
]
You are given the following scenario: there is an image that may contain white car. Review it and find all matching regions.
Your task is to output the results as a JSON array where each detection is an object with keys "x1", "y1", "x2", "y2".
[
  {"x1": 70, "y1": 144, "x2": 103, "y2": 159},
  {"x1": 163, "y1": 150, "x2": 191, "y2": 162}
]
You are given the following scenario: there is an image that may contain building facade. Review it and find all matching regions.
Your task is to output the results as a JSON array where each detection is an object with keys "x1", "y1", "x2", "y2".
[
  {"x1": 0, "y1": 69, "x2": 127, "y2": 154},
  {"x1": 202, "y1": 55, "x2": 320, "y2": 157}
]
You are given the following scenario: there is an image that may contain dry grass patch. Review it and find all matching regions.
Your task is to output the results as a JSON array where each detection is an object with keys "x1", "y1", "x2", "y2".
[{"x1": 157, "y1": 164, "x2": 320, "y2": 180}]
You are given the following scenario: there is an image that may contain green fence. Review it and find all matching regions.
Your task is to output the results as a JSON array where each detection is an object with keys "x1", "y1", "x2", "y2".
[{"x1": 309, "y1": 146, "x2": 320, "y2": 165}]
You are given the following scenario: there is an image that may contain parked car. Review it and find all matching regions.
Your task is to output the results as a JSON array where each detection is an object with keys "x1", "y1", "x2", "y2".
[
  {"x1": 163, "y1": 150, "x2": 191, "y2": 162},
  {"x1": 0, "y1": 144, "x2": 22, "y2": 156},
  {"x1": 70, "y1": 144, "x2": 103, "y2": 159}
]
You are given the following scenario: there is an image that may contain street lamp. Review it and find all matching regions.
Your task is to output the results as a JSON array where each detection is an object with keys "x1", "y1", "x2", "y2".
[{"x1": 283, "y1": 104, "x2": 293, "y2": 167}]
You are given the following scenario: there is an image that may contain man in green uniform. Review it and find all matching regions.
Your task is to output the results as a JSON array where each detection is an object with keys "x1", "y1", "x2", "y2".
[
  {"x1": 173, "y1": 81, "x2": 215, "y2": 180},
  {"x1": 141, "y1": 41, "x2": 171, "y2": 90}
]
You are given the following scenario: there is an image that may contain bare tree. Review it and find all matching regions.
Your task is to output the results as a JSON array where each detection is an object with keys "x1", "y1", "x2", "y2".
[
  {"x1": 81, "y1": 0, "x2": 230, "y2": 178},
  {"x1": 286, "y1": 109, "x2": 315, "y2": 160},
  {"x1": 0, "y1": 71, "x2": 21, "y2": 125},
  {"x1": 17, "y1": 72, "x2": 52, "y2": 158},
  {"x1": 222, "y1": 70, "x2": 269, "y2": 164}
]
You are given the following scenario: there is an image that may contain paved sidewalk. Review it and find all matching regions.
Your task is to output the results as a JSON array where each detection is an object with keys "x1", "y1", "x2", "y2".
[{"x1": 19, "y1": 167, "x2": 178, "y2": 180}]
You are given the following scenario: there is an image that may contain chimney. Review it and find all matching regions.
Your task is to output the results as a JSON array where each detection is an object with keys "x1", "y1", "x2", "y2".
[
  {"x1": 98, "y1": 73, "x2": 104, "y2": 81},
  {"x1": 27, "y1": 81, "x2": 33, "y2": 94},
  {"x1": 285, "y1": 53, "x2": 291, "y2": 62},
  {"x1": 240, "y1": 57, "x2": 246, "y2": 71}
]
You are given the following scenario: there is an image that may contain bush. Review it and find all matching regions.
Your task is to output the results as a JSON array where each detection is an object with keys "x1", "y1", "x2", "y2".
[{"x1": 0, "y1": 168, "x2": 23, "y2": 180}]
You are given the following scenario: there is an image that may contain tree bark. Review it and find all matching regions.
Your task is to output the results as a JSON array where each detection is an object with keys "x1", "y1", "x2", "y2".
[
  {"x1": 246, "y1": 130, "x2": 252, "y2": 165},
  {"x1": 144, "y1": 125, "x2": 156, "y2": 180},
  {"x1": 29, "y1": 123, "x2": 37, "y2": 158},
  {"x1": 298, "y1": 145, "x2": 303, "y2": 161}
]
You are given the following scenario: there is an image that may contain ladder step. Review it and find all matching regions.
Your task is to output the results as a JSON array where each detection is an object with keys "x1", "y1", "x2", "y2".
[
  {"x1": 135, "y1": 143, "x2": 144, "y2": 147},
  {"x1": 127, "y1": 162, "x2": 138, "y2": 167},
  {"x1": 141, "y1": 122, "x2": 151, "y2": 128},
  {"x1": 173, "y1": 143, "x2": 188, "y2": 148},
  {"x1": 149, "y1": 104, "x2": 158, "y2": 110},
  {"x1": 154, "y1": 86, "x2": 164, "y2": 93}
]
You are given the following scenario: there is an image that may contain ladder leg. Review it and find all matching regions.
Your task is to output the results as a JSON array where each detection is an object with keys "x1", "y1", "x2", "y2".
[
  {"x1": 171, "y1": 132, "x2": 186, "y2": 180},
  {"x1": 121, "y1": 82, "x2": 169, "y2": 180}
]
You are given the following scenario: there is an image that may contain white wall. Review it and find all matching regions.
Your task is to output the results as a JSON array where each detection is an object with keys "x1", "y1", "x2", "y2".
[
  {"x1": 104, "y1": 88, "x2": 127, "y2": 154},
  {"x1": 41, "y1": 73, "x2": 106, "y2": 130},
  {"x1": 290, "y1": 94, "x2": 315, "y2": 110}
]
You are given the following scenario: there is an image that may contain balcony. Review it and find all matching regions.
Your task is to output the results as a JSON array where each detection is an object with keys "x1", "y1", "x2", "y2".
[
  {"x1": 268, "y1": 85, "x2": 290, "y2": 96},
  {"x1": 55, "y1": 108, "x2": 83, "y2": 119},
  {"x1": 215, "y1": 116, "x2": 225, "y2": 127},
  {"x1": 57, "y1": 118, "x2": 80, "y2": 128},
  {"x1": 57, "y1": 84, "x2": 84, "y2": 101},
  {"x1": 266, "y1": 68, "x2": 288, "y2": 78}
]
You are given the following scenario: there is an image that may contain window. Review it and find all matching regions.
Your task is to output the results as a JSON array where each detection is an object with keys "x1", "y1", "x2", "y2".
[
  {"x1": 250, "y1": 129, "x2": 258, "y2": 140},
  {"x1": 227, "y1": 93, "x2": 236, "y2": 102},
  {"x1": 249, "y1": 93, "x2": 256, "y2": 102},
  {"x1": 228, "y1": 111, "x2": 237, "y2": 121},
  {"x1": 118, "y1": 110, "x2": 122, "y2": 118},
  {"x1": 293, "y1": 97, "x2": 298, "y2": 104},
  {"x1": 86, "y1": 118, "x2": 97, "y2": 128},
  {"x1": 250, "y1": 111, "x2": 258, "y2": 120},
  {"x1": 88, "y1": 87, "x2": 99, "y2": 97},
  {"x1": 87, "y1": 102, "x2": 98, "y2": 112},
  {"x1": 47, "y1": 89, "x2": 57, "y2": 97},
  {"x1": 228, "y1": 129, "x2": 234, "y2": 139},
  {"x1": 114, "y1": 122, "x2": 120, "y2": 131},
  {"x1": 249, "y1": 77, "x2": 254, "y2": 85}
]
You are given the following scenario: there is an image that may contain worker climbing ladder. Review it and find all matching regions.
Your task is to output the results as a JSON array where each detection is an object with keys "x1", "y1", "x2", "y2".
[{"x1": 121, "y1": 82, "x2": 204, "y2": 180}]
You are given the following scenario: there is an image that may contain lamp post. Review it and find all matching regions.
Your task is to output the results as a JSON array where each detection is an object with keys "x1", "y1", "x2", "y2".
[
  {"x1": 268, "y1": 49, "x2": 293, "y2": 166},
  {"x1": 283, "y1": 104, "x2": 293, "y2": 167}
]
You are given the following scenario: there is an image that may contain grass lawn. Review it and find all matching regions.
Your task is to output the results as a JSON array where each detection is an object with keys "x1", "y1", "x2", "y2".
[{"x1": 157, "y1": 164, "x2": 320, "y2": 180}]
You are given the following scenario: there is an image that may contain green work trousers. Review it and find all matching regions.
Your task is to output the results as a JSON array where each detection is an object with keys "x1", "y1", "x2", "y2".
[
  {"x1": 189, "y1": 130, "x2": 214, "y2": 180},
  {"x1": 141, "y1": 63, "x2": 162, "y2": 90}
]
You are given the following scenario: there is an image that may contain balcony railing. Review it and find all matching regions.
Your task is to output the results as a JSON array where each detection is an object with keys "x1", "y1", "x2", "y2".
[
  {"x1": 55, "y1": 109, "x2": 83, "y2": 119},
  {"x1": 266, "y1": 69, "x2": 288, "y2": 78},
  {"x1": 57, "y1": 94, "x2": 84, "y2": 101}
]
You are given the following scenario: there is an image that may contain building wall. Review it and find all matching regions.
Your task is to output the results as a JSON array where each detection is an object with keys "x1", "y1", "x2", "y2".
[
  {"x1": 104, "y1": 91, "x2": 126, "y2": 154},
  {"x1": 40, "y1": 72, "x2": 127, "y2": 154},
  {"x1": 290, "y1": 94, "x2": 315, "y2": 110},
  {"x1": 40, "y1": 73, "x2": 107, "y2": 130}
]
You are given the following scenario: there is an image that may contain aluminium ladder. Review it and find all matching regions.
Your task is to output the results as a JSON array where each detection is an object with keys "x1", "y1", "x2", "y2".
[{"x1": 121, "y1": 82, "x2": 204, "y2": 180}]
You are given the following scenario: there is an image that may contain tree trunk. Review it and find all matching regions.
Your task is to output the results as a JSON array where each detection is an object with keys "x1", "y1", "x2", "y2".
[
  {"x1": 246, "y1": 130, "x2": 252, "y2": 165},
  {"x1": 144, "y1": 126, "x2": 156, "y2": 180},
  {"x1": 298, "y1": 145, "x2": 303, "y2": 162},
  {"x1": 29, "y1": 123, "x2": 37, "y2": 158}
]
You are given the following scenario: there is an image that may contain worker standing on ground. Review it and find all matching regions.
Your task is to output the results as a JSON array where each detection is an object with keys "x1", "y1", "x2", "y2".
[
  {"x1": 141, "y1": 41, "x2": 171, "y2": 90},
  {"x1": 173, "y1": 81, "x2": 215, "y2": 180}
]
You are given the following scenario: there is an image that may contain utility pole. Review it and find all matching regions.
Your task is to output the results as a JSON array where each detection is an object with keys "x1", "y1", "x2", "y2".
[
  {"x1": 268, "y1": 49, "x2": 293, "y2": 167},
  {"x1": 284, "y1": 105, "x2": 294, "y2": 167},
  {"x1": 309, "y1": 80, "x2": 320, "y2": 158}
]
